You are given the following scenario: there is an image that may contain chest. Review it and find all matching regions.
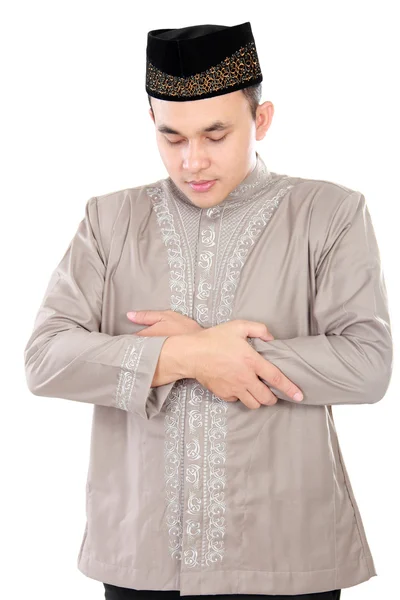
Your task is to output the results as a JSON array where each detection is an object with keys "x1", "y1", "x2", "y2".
[{"x1": 101, "y1": 182, "x2": 315, "y2": 339}]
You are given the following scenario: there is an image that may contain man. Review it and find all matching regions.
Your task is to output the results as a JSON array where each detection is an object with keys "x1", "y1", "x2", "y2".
[{"x1": 24, "y1": 22, "x2": 392, "y2": 600}]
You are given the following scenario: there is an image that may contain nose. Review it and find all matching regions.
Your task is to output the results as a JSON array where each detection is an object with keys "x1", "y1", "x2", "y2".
[{"x1": 182, "y1": 140, "x2": 210, "y2": 173}]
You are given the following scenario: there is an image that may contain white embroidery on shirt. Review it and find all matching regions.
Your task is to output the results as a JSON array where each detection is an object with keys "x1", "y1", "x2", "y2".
[
  {"x1": 147, "y1": 185, "x2": 191, "y2": 562},
  {"x1": 164, "y1": 379, "x2": 186, "y2": 560},
  {"x1": 147, "y1": 186, "x2": 190, "y2": 316},
  {"x1": 114, "y1": 337, "x2": 147, "y2": 411},
  {"x1": 184, "y1": 382, "x2": 204, "y2": 567},
  {"x1": 201, "y1": 183, "x2": 295, "y2": 567},
  {"x1": 146, "y1": 165, "x2": 295, "y2": 570},
  {"x1": 196, "y1": 228, "x2": 216, "y2": 323}
]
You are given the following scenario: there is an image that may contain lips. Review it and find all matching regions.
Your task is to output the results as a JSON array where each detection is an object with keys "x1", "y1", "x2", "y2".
[{"x1": 188, "y1": 179, "x2": 217, "y2": 192}]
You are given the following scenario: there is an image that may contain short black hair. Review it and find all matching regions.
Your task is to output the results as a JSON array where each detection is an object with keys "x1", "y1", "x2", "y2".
[
  {"x1": 147, "y1": 82, "x2": 262, "y2": 121},
  {"x1": 240, "y1": 82, "x2": 262, "y2": 120}
]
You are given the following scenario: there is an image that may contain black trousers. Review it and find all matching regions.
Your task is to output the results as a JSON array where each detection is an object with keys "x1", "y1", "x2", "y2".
[{"x1": 103, "y1": 583, "x2": 341, "y2": 599}]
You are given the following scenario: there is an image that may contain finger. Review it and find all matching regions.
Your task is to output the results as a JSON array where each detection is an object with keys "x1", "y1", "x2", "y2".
[
  {"x1": 235, "y1": 320, "x2": 274, "y2": 342},
  {"x1": 238, "y1": 389, "x2": 262, "y2": 410},
  {"x1": 135, "y1": 324, "x2": 165, "y2": 337},
  {"x1": 254, "y1": 354, "x2": 303, "y2": 402},
  {"x1": 135, "y1": 326, "x2": 152, "y2": 336},
  {"x1": 247, "y1": 377, "x2": 278, "y2": 406},
  {"x1": 126, "y1": 310, "x2": 162, "y2": 325}
]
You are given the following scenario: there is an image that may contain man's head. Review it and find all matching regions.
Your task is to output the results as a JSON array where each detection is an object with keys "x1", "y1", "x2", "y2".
[{"x1": 148, "y1": 83, "x2": 274, "y2": 208}]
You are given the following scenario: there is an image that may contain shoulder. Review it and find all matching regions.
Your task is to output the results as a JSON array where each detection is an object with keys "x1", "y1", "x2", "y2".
[
  {"x1": 284, "y1": 172, "x2": 363, "y2": 212},
  {"x1": 85, "y1": 175, "x2": 167, "y2": 260},
  {"x1": 90, "y1": 175, "x2": 167, "y2": 227},
  {"x1": 280, "y1": 172, "x2": 366, "y2": 267},
  {"x1": 92, "y1": 175, "x2": 166, "y2": 223},
  {"x1": 283, "y1": 172, "x2": 365, "y2": 235}
]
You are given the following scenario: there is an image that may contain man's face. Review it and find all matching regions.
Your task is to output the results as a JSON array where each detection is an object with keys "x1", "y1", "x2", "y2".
[{"x1": 149, "y1": 90, "x2": 272, "y2": 208}]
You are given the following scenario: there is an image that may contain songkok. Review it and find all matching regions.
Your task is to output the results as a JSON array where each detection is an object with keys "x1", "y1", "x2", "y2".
[{"x1": 145, "y1": 22, "x2": 263, "y2": 102}]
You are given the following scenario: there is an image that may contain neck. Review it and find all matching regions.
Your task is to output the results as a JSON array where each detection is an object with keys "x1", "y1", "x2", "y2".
[{"x1": 167, "y1": 151, "x2": 271, "y2": 209}]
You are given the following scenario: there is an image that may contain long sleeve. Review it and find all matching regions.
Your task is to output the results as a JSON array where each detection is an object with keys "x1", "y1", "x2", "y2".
[
  {"x1": 23, "y1": 196, "x2": 176, "y2": 419},
  {"x1": 251, "y1": 191, "x2": 393, "y2": 406}
]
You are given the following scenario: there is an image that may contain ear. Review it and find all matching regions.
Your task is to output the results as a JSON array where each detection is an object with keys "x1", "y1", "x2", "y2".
[{"x1": 255, "y1": 101, "x2": 274, "y2": 141}]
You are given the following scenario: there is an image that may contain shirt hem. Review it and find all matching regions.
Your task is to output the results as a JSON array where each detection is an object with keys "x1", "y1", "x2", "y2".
[{"x1": 78, "y1": 551, "x2": 376, "y2": 596}]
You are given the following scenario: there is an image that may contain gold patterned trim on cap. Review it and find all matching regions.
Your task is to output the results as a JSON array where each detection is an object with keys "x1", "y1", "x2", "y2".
[{"x1": 146, "y1": 41, "x2": 262, "y2": 99}]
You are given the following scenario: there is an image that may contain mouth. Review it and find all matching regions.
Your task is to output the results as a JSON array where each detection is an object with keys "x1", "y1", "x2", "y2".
[{"x1": 187, "y1": 179, "x2": 217, "y2": 192}]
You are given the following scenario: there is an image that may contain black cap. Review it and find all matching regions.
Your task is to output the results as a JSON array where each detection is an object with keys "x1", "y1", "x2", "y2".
[{"x1": 146, "y1": 22, "x2": 263, "y2": 102}]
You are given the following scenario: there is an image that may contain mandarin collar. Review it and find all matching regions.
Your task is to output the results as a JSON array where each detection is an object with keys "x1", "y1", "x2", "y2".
[{"x1": 165, "y1": 151, "x2": 271, "y2": 209}]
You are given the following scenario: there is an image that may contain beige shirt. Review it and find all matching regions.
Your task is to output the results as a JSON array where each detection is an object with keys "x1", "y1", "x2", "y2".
[{"x1": 24, "y1": 152, "x2": 393, "y2": 596}]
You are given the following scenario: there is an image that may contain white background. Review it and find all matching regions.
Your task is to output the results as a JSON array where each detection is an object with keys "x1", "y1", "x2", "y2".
[{"x1": 1, "y1": 1, "x2": 399, "y2": 598}]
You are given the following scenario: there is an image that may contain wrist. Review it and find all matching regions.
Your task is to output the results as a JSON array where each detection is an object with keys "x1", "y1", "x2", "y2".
[{"x1": 161, "y1": 333, "x2": 197, "y2": 380}]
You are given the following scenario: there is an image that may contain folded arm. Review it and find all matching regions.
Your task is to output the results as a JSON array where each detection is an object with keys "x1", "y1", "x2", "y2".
[
  {"x1": 24, "y1": 196, "x2": 176, "y2": 419},
  {"x1": 251, "y1": 191, "x2": 393, "y2": 406}
]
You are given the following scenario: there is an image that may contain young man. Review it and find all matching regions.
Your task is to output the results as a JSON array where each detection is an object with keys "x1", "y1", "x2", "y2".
[{"x1": 24, "y1": 22, "x2": 392, "y2": 600}]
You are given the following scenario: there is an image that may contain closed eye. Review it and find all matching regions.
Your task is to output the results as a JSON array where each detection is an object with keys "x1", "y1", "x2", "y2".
[
  {"x1": 209, "y1": 135, "x2": 227, "y2": 143},
  {"x1": 165, "y1": 135, "x2": 227, "y2": 145},
  {"x1": 165, "y1": 139, "x2": 184, "y2": 145}
]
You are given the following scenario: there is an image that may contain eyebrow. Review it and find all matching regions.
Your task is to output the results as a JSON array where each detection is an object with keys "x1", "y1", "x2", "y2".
[{"x1": 157, "y1": 120, "x2": 233, "y2": 136}]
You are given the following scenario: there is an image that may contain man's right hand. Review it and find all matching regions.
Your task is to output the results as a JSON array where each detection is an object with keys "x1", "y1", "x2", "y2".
[{"x1": 185, "y1": 320, "x2": 304, "y2": 410}]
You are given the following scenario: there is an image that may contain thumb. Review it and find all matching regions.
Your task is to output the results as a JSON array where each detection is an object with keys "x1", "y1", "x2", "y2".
[
  {"x1": 238, "y1": 320, "x2": 274, "y2": 342},
  {"x1": 126, "y1": 310, "x2": 162, "y2": 325}
]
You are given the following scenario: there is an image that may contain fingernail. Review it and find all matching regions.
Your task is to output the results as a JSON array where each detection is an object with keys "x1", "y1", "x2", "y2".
[
  {"x1": 293, "y1": 392, "x2": 303, "y2": 401},
  {"x1": 127, "y1": 311, "x2": 137, "y2": 319}
]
